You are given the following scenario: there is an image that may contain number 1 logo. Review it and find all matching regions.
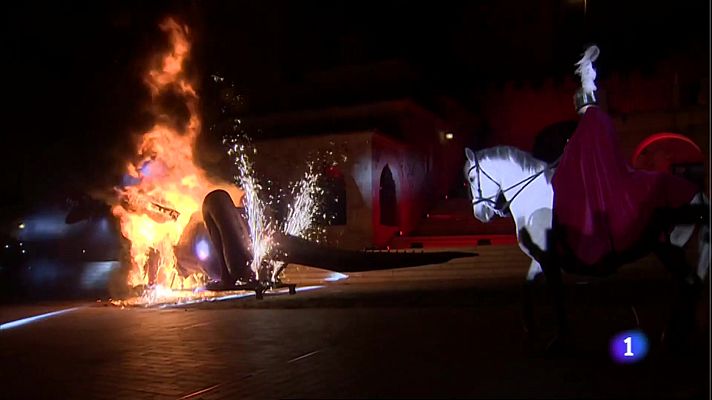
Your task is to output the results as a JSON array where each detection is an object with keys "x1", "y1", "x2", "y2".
[
  {"x1": 610, "y1": 330, "x2": 648, "y2": 363},
  {"x1": 623, "y1": 336, "x2": 634, "y2": 357}
]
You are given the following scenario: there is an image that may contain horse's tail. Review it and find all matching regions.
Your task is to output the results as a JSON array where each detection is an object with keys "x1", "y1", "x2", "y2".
[{"x1": 696, "y1": 193, "x2": 710, "y2": 281}]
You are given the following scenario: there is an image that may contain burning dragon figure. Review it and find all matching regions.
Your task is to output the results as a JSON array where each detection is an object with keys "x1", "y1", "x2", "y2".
[{"x1": 108, "y1": 17, "x2": 472, "y2": 304}]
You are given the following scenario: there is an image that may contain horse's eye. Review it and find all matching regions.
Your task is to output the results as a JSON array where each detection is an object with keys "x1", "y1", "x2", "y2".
[{"x1": 469, "y1": 177, "x2": 474, "y2": 182}]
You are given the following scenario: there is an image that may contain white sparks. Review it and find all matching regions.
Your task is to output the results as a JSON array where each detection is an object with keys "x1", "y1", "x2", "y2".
[
  {"x1": 283, "y1": 163, "x2": 321, "y2": 238},
  {"x1": 227, "y1": 139, "x2": 274, "y2": 281},
  {"x1": 222, "y1": 139, "x2": 347, "y2": 284}
]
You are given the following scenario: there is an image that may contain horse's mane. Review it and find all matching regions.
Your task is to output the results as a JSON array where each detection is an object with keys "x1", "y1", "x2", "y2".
[{"x1": 466, "y1": 146, "x2": 554, "y2": 181}]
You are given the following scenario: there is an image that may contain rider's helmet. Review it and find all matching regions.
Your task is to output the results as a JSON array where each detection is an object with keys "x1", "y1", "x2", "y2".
[{"x1": 574, "y1": 88, "x2": 598, "y2": 113}]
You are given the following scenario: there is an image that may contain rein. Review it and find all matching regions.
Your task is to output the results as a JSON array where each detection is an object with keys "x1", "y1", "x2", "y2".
[{"x1": 467, "y1": 154, "x2": 561, "y2": 215}]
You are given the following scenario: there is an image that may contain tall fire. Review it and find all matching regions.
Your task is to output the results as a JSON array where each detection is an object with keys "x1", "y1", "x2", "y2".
[{"x1": 112, "y1": 18, "x2": 242, "y2": 295}]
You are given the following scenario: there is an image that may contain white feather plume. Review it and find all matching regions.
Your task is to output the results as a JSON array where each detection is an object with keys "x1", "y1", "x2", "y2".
[{"x1": 575, "y1": 45, "x2": 600, "y2": 92}]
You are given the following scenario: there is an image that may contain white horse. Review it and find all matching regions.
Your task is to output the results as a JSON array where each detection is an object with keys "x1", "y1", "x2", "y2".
[{"x1": 464, "y1": 145, "x2": 709, "y2": 349}]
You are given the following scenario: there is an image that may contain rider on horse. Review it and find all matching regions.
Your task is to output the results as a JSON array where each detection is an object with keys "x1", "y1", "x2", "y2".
[{"x1": 551, "y1": 46, "x2": 706, "y2": 275}]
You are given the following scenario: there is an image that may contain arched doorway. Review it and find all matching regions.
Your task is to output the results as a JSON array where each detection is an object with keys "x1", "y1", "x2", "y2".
[{"x1": 379, "y1": 165, "x2": 397, "y2": 226}]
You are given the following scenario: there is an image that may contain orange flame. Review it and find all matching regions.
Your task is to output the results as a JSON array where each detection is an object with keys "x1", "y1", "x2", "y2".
[{"x1": 112, "y1": 18, "x2": 242, "y2": 291}]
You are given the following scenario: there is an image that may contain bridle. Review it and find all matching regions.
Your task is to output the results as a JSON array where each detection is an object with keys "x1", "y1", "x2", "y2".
[{"x1": 467, "y1": 152, "x2": 559, "y2": 217}]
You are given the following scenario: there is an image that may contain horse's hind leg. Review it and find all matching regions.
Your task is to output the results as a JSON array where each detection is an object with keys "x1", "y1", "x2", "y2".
[{"x1": 655, "y1": 243, "x2": 703, "y2": 351}]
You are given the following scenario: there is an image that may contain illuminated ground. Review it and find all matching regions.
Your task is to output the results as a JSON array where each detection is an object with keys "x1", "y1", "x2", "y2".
[{"x1": 1, "y1": 246, "x2": 709, "y2": 399}]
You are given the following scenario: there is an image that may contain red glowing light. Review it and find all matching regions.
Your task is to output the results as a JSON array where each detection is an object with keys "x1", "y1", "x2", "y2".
[{"x1": 631, "y1": 132, "x2": 703, "y2": 172}]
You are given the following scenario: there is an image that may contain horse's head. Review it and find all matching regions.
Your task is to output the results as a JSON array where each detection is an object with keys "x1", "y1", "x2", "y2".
[{"x1": 464, "y1": 147, "x2": 509, "y2": 223}]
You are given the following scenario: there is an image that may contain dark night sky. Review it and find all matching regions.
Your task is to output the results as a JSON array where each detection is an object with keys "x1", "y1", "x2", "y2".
[{"x1": 0, "y1": 0, "x2": 708, "y2": 212}]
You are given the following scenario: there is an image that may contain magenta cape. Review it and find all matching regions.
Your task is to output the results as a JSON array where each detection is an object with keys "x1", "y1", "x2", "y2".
[{"x1": 551, "y1": 107, "x2": 698, "y2": 267}]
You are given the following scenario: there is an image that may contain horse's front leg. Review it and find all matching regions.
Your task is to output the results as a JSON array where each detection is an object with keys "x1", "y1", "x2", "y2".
[
  {"x1": 519, "y1": 228, "x2": 571, "y2": 354},
  {"x1": 522, "y1": 260, "x2": 543, "y2": 341},
  {"x1": 539, "y1": 254, "x2": 571, "y2": 353}
]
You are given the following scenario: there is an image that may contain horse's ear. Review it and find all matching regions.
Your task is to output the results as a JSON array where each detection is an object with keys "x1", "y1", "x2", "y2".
[{"x1": 465, "y1": 147, "x2": 476, "y2": 163}]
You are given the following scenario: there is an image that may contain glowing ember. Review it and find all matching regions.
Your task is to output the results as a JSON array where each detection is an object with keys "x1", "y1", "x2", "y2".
[
  {"x1": 116, "y1": 288, "x2": 254, "y2": 308},
  {"x1": 112, "y1": 18, "x2": 242, "y2": 300}
]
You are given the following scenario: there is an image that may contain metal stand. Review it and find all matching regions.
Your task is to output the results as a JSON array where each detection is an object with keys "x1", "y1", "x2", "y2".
[{"x1": 228, "y1": 280, "x2": 297, "y2": 300}]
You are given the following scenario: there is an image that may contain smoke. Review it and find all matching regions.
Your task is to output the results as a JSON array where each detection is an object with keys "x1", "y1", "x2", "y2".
[{"x1": 2, "y1": 3, "x2": 222, "y2": 210}]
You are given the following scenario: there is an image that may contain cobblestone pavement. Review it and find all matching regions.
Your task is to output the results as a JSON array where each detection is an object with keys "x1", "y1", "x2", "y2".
[{"x1": 1, "y1": 246, "x2": 709, "y2": 399}]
